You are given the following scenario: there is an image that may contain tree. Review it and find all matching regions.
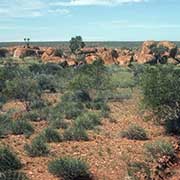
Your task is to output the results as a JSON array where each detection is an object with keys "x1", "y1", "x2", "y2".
[
  {"x1": 69, "y1": 59, "x2": 110, "y2": 97},
  {"x1": 24, "y1": 37, "x2": 30, "y2": 48},
  {"x1": 151, "y1": 46, "x2": 168, "y2": 64},
  {"x1": 69, "y1": 36, "x2": 85, "y2": 54}
]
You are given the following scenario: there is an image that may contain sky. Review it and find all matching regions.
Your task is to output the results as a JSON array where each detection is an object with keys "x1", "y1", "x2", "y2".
[{"x1": 0, "y1": 0, "x2": 180, "y2": 42}]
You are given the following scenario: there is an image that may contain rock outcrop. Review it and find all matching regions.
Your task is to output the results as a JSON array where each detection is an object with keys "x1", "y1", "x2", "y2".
[
  {"x1": 115, "y1": 49, "x2": 134, "y2": 66},
  {"x1": 1, "y1": 41, "x2": 179, "y2": 66},
  {"x1": 13, "y1": 47, "x2": 38, "y2": 58},
  {"x1": 134, "y1": 41, "x2": 178, "y2": 64},
  {"x1": 134, "y1": 41, "x2": 157, "y2": 64},
  {"x1": 41, "y1": 47, "x2": 65, "y2": 63}
]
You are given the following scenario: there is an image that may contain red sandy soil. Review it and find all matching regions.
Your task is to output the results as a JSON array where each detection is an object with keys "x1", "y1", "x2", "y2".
[{"x1": 0, "y1": 90, "x2": 176, "y2": 180}]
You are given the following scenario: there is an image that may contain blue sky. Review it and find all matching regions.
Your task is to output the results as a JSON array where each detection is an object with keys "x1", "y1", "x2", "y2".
[{"x1": 0, "y1": 0, "x2": 180, "y2": 41}]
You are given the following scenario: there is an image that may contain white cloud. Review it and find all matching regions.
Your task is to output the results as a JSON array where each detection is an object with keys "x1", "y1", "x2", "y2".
[
  {"x1": 48, "y1": 9, "x2": 70, "y2": 15},
  {"x1": 0, "y1": 0, "x2": 70, "y2": 18},
  {"x1": 50, "y1": 0, "x2": 146, "y2": 6}
]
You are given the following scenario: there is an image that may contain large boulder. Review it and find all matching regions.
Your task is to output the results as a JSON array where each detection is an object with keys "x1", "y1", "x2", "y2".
[
  {"x1": 97, "y1": 48, "x2": 115, "y2": 64},
  {"x1": 134, "y1": 41, "x2": 157, "y2": 64},
  {"x1": 85, "y1": 54, "x2": 99, "y2": 64},
  {"x1": 116, "y1": 55, "x2": 133, "y2": 66},
  {"x1": 13, "y1": 47, "x2": 37, "y2": 58},
  {"x1": 79, "y1": 48, "x2": 97, "y2": 54},
  {"x1": 115, "y1": 49, "x2": 134, "y2": 66}
]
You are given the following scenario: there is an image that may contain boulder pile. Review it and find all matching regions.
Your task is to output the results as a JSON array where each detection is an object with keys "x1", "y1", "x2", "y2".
[{"x1": 0, "y1": 41, "x2": 179, "y2": 66}]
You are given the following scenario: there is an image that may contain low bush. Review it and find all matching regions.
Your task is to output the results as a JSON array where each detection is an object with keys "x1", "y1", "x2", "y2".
[
  {"x1": 48, "y1": 157, "x2": 91, "y2": 180},
  {"x1": 41, "y1": 128, "x2": 62, "y2": 143},
  {"x1": 36, "y1": 74, "x2": 57, "y2": 92},
  {"x1": 61, "y1": 91, "x2": 91, "y2": 103},
  {"x1": 3, "y1": 77, "x2": 41, "y2": 103},
  {"x1": 11, "y1": 120, "x2": 34, "y2": 137},
  {"x1": 24, "y1": 136, "x2": 49, "y2": 157},
  {"x1": 63, "y1": 127, "x2": 89, "y2": 141},
  {"x1": 0, "y1": 114, "x2": 12, "y2": 137},
  {"x1": 0, "y1": 147, "x2": 22, "y2": 172},
  {"x1": 59, "y1": 101, "x2": 84, "y2": 119},
  {"x1": 46, "y1": 107, "x2": 68, "y2": 129},
  {"x1": 86, "y1": 98, "x2": 108, "y2": 111},
  {"x1": 121, "y1": 124, "x2": 148, "y2": 140},
  {"x1": 145, "y1": 140, "x2": 175, "y2": 160},
  {"x1": 0, "y1": 171, "x2": 29, "y2": 180},
  {"x1": 127, "y1": 161, "x2": 151, "y2": 180},
  {"x1": 74, "y1": 112, "x2": 101, "y2": 130}
]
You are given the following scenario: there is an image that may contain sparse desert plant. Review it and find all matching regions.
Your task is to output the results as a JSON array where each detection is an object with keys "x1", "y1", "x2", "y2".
[
  {"x1": 121, "y1": 124, "x2": 148, "y2": 140},
  {"x1": 11, "y1": 120, "x2": 34, "y2": 137},
  {"x1": 48, "y1": 157, "x2": 91, "y2": 180},
  {"x1": 0, "y1": 146, "x2": 22, "y2": 172},
  {"x1": 127, "y1": 161, "x2": 151, "y2": 180},
  {"x1": 24, "y1": 136, "x2": 49, "y2": 157},
  {"x1": 74, "y1": 112, "x2": 101, "y2": 130},
  {"x1": 63, "y1": 127, "x2": 89, "y2": 141},
  {"x1": 145, "y1": 140, "x2": 175, "y2": 160},
  {"x1": 0, "y1": 171, "x2": 29, "y2": 180},
  {"x1": 40, "y1": 128, "x2": 62, "y2": 143}
]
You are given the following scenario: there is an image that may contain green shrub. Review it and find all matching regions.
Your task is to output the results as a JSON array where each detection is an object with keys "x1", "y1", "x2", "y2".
[
  {"x1": 86, "y1": 98, "x2": 108, "y2": 110},
  {"x1": 121, "y1": 124, "x2": 148, "y2": 140},
  {"x1": 0, "y1": 128, "x2": 3, "y2": 138},
  {"x1": 127, "y1": 162, "x2": 151, "y2": 180},
  {"x1": 24, "y1": 136, "x2": 49, "y2": 157},
  {"x1": 48, "y1": 157, "x2": 90, "y2": 180},
  {"x1": 47, "y1": 107, "x2": 68, "y2": 129},
  {"x1": 0, "y1": 147, "x2": 22, "y2": 172},
  {"x1": 49, "y1": 119, "x2": 68, "y2": 129},
  {"x1": 141, "y1": 65, "x2": 180, "y2": 134},
  {"x1": 41, "y1": 128, "x2": 62, "y2": 143},
  {"x1": 36, "y1": 74, "x2": 57, "y2": 92},
  {"x1": 61, "y1": 90, "x2": 91, "y2": 103},
  {"x1": 165, "y1": 113, "x2": 180, "y2": 135},
  {"x1": 29, "y1": 98, "x2": 46, "y2": 110},
  {"x1": 60, "y1": 102, "x2": 84, "y2": 119},
  {"x1": 0, "y1": 171, "x2": 29, "y2": 180},
  {"x1": 141, "y1": 65, "x2": 180, "y2": 108},
  {"x1": 74, "y1": 112, "x2": 101, "y2": 130},
  {"x1": 3, "y1": 77, "x2": 41, "y2": 102},
  {"x1": 22, "y1": 111, "x2": 42, "y2": 122},
  {"x1": 0, "y1": 114, "x2": 12, "y2": 137},
  {"x1": 11, "y1": 120, "x2": 34, "y2": 137},
  {"x1": 63, "y1": 127, "x2": 89, "y2": 141},
  {"x1": 54, "y1": 49, "x2": 63, "y2": 57},
  {"x1": 130, "y1": 62, "x2": 146, "y2": 85},
  {"x1": 145, "y1": 140, "x2": 175, "y2": 160}
]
